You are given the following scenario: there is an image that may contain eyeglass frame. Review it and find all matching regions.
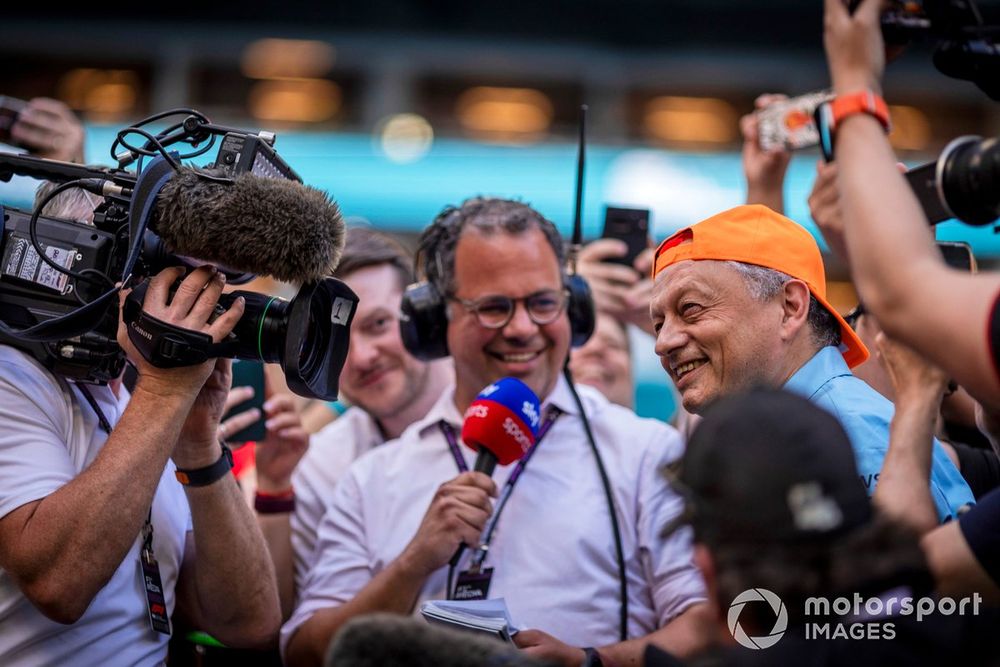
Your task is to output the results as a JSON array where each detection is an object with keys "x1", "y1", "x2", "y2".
[{"x1": 446, "y1": 288, "x2": 571, "y2": 330}]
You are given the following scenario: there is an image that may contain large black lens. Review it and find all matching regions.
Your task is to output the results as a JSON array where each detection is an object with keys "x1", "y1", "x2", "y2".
[
  {"x1": 222, "y1": 277, "x2": 358, "y2": 400},
  {"x1": 940, "y1": 136, "x2": 1000, "y2": 226}
]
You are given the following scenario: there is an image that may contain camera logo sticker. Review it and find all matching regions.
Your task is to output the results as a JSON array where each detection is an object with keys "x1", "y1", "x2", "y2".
[{"x1": 728, "y1": 588, "x2": 788, "y2": 650}]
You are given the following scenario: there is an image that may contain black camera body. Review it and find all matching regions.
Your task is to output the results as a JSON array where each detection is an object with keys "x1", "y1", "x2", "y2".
[
  {"x1": 868, "y1": 0, "x2": 1000, "y2": 100},
  {"x1": 905, "y1": 135, "x2": 1000, "y2": 226},
  {"x1": 0, "y1": 111, "x2": 356, "y2": 400}
]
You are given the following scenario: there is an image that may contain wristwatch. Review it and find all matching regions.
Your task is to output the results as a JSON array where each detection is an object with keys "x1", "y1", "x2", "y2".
[
  {"x1": 175, "y1": 444, "x2": 234, "y2": 486},
  {"x1": 816, "y1": 89, "x2": 891, "y2": 162},
  {"x1": 582, "y1": 647, "x2": 604, "y2": 667}
]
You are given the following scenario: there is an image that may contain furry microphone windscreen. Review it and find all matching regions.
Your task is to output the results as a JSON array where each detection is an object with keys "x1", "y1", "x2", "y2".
[
  {"x1": 325, "y1": 614, "x2": 552, "y2": 667},
  {"x1": 152, "y1": 168, "x2": 345, "y2": 283}
]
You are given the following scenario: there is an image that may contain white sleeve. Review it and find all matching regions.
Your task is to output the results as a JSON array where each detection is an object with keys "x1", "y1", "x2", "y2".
[
  {"x1": 0, "y1": 355, "x2": 77, "y2": 520},
  {"x1": 280, "y1": 465, "x2": 374, "y2": 658},
  {"x1": 638, "y1": 426, "x2": 708, "y2": 625}
]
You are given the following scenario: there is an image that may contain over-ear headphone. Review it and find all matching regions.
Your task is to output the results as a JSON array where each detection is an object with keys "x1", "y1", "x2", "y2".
[{"x1": 399, "y1": 207, "x2": 595, "y2": 361}]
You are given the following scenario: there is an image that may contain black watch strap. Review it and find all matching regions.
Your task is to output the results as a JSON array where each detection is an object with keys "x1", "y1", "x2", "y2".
[
  {"x1": 175, "y1": 445, "x2": 233, "y2": 486},
  {"x1": 582, "y1": 647, "x2": 604, "y2": 667}
]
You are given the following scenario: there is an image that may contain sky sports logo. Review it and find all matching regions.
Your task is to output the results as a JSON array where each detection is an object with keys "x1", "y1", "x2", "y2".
[{"x1": 728, "y1": 588, "x2": 983, "y2": 649}]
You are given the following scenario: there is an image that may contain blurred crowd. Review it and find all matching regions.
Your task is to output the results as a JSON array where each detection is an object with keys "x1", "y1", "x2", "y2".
[{"x1": 1, "y1": 1, "x2": 1000, "y2": 666}]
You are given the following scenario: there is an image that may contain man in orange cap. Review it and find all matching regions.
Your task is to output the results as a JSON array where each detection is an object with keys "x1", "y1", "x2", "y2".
[{"x1": 649, "y1": 204, "x2": 973, "y2": 522}]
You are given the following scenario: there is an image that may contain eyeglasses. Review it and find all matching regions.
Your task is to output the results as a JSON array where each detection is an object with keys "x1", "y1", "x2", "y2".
[
  {"x1": 448, "y1": 289, "x2": 570, "y2": 329},
  {"x1": 844, "y1": 303, "x2": 865, "y2": 330}
]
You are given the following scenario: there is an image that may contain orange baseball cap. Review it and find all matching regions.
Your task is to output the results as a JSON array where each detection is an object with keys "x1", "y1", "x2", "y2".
[{"x1": 652, "y1": 204, "x2": 869, "y2": 368}]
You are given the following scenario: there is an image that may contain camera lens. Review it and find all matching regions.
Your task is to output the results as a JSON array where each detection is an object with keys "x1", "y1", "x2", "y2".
[
  {"x1": 222, "y1": 277, "x2": 357, "y2": 400},
  {"x1": 940, "y1": 136, "x2": 1000, "y2": 226}
]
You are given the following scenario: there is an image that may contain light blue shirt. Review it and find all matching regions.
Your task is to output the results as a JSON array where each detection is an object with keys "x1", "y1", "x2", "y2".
[{"x1": 785, "y1": 346, "x2": 974, "y2": 522}]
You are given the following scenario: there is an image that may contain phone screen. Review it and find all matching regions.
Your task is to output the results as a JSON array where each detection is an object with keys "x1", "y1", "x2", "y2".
[
  {"x1": 601, "y1": 207, "x2": 650, "y2": 269},
  {"x1": 224, "y1": 360, "x2": 267, "y2": 442}
]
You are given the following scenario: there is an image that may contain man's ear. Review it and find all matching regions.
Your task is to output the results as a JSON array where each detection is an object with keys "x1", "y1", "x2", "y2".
[{"x1": 779, "y1": 279, "x2": 811, "y2": 339}]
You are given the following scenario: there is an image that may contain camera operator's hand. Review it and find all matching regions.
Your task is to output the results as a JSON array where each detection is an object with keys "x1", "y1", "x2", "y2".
[
  {"x1": 823, "y1": 0, "x2": 886, "y2": 95},
  {"x1": 11, "y1": 98, "x2": 85, "y2": 163},
  {"x1": 742, "y1": 93, "x2": 792, "y2": 214},
  {"x1": 117, "y1": 265, "x2": 246, "y2": 467},
  {"x1": 255, "y1": 389, "x2": 309, "y2": 494}
]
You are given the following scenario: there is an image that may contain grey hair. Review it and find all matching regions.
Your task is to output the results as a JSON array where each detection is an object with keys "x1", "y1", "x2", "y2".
[
  {"x1": 725, "y1": 261, "x2": 841, "y2": 350},
  {"x1": 417, "y1": 197, "x2": 566, "y2": 295},
  {"x1": 34, "y1": 180, "x2": 103, "y2": 224}
]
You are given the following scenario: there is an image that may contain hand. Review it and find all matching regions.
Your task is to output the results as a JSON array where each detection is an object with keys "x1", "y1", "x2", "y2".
[
  {"x1": 10, "y1": 98, "x2": 85, "y2": 163},
  {"x1": 398, "y1": 472, "x2": 497, "y2": 577},
  {"x1": 218, "y1": 385, "x2": 261, "y2": 443},
  {"x1": 577, "y1": 239, "x2": 654, "y2": 333},
  {"x1": 808, "y1": 160, "x2": 849, "y2": 261},
  {"x1": 117, "y1": 266, "x2": 246, "y2": 467},
  {"x1": 874, "y1": 331, "x2": 949, "y2": 403},
  {"x1": 255, "y1": 392, "x2": 309, "y2": 493},
  {"x1": 823, "y1": 0, "x2": 886, "y2": 95},
  {"x1": 741, "y1": 93, "x2": 792, "y2": 212},
  {"x1": 514, "y1": 629, "x2": 586, "y2": 667}
]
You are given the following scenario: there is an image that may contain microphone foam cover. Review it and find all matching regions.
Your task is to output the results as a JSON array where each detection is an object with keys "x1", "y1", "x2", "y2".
[
  {"x1": 153, "y1": 167, "x2": 345, "y2": 283},
  {"x1": 461, "y1": 377, "x2": 541, "y2": 466}
]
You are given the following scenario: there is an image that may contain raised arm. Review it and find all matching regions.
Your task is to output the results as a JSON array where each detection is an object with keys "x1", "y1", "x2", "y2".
[{"x1": 823, "y1": 0, "x2": 1000, "y2": 408}]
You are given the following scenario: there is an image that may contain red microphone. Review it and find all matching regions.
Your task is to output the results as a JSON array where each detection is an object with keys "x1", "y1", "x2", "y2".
[{"x1": 460, "y1": 377, "x2": 542, "y2": 475}]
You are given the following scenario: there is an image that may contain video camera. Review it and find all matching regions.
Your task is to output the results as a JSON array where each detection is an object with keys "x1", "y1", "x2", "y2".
[
  {"x1": 858, "y1": 0, "x2": 1000, "y2": 100},
  {"x1": 905, "y1": 135, "x2": 1000, "y2": 226},
  {"x1": 0, "y1": 110, "x2": 357, "y2": 400}
]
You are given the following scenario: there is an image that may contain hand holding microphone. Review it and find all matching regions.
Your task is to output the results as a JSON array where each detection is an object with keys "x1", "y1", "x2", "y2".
[{"x1": 400, "y1": 378, "x2": 542, "y2": 578}]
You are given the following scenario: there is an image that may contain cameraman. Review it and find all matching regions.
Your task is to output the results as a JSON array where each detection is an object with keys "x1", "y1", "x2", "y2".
[
  {"x1": 822, "y1": 0, "x2": 1000, "y2": 410},
  {"x1": 0, "y1": 265, "x2": 281, "y2": 664}
]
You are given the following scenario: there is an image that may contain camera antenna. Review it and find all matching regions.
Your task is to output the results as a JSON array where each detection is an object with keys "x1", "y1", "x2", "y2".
[{"x1": 568, "y1": 104, "x2": 587, "y2": 275}]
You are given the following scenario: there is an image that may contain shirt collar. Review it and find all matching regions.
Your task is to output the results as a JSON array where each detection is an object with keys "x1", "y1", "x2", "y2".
[{"x1": 784, "y1": 345, "x2": 853, "y2": 400}]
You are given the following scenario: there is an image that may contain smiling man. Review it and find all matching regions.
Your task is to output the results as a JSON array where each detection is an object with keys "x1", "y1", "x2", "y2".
[
  {"x1": 649, "y1": 204, "x2": 973, "y2": 523},
  {"x1": 253, "y1": 228, "x2": 452, "y2": 617},
  {"x1": 282, "y1": 198, "x2": 709, "y2": 667}
]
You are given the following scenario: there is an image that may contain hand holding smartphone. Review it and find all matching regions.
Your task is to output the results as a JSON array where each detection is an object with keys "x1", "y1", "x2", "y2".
[
  {"x1": 221, "y1": 360, "x2": 267, "y2": 443},
  {"x1": 600, "y1": 206, "x2": 650, "y2": 270},
  {"x1": 757, "y1": 90, "x2": 835, "y2": 152}
]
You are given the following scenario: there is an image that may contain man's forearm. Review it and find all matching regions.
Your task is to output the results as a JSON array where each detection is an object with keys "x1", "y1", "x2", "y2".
[
  {"x1": 285, "y1": 553, "x2": 430, "y2": 667},
  {"x1": 877, "y1": 391, "x2": 941, "y2": 533},
  {"x1": 180, "y1": 469, "x2": 282, "y2": 648},
  {"x1": 0, "y1": 383, "x2": 193, "y2": 622},
  {"x1": 598, "y1": 602, "x2": 715, "y2": 667},
  {"x1": 837, "y1": 115, "x2": 941, "y2": 321},
  {"x1": 258, "y1": 513, "x2": 297, "y2": 619}
]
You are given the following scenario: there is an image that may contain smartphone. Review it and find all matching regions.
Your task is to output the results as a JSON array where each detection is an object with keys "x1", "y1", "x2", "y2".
[
  {"x1": 601, "y1": 206, "x2": 650, "y2": 269},
  {"x1": 937, "y1": 241, "x2": 976, "y2": 273},
  {"x1": 224, "y1": 360, "x2": 267, "y2": 443},
  {"x1": 757, "y1": 90, "x2": 835, "y2": 152},
  {"x1": 0, "y1": 96, "x2": 27, "y2": 146}
]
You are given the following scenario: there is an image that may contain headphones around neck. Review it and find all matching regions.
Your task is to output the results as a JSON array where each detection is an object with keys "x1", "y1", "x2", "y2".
[{"x1": 399, "y1": 233, "x2": 595, "y2": 362}]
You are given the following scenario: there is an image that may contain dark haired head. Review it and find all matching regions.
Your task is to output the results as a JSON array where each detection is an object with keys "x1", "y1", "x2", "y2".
[
  {"x1": 417, "y1": 197, "x2": 565, "y2": 296},
  {"x1": 334, "y1": 227, "x2": 414, "y2": 291}
]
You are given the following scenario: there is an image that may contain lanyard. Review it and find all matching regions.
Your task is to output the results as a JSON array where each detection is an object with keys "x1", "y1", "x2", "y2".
[
  {"x1": 77, "y1": 384, "x2": 169, "y2": 634},
  {"x1": 439, "y1": 406, "x2": 561, "y2": 569}
]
